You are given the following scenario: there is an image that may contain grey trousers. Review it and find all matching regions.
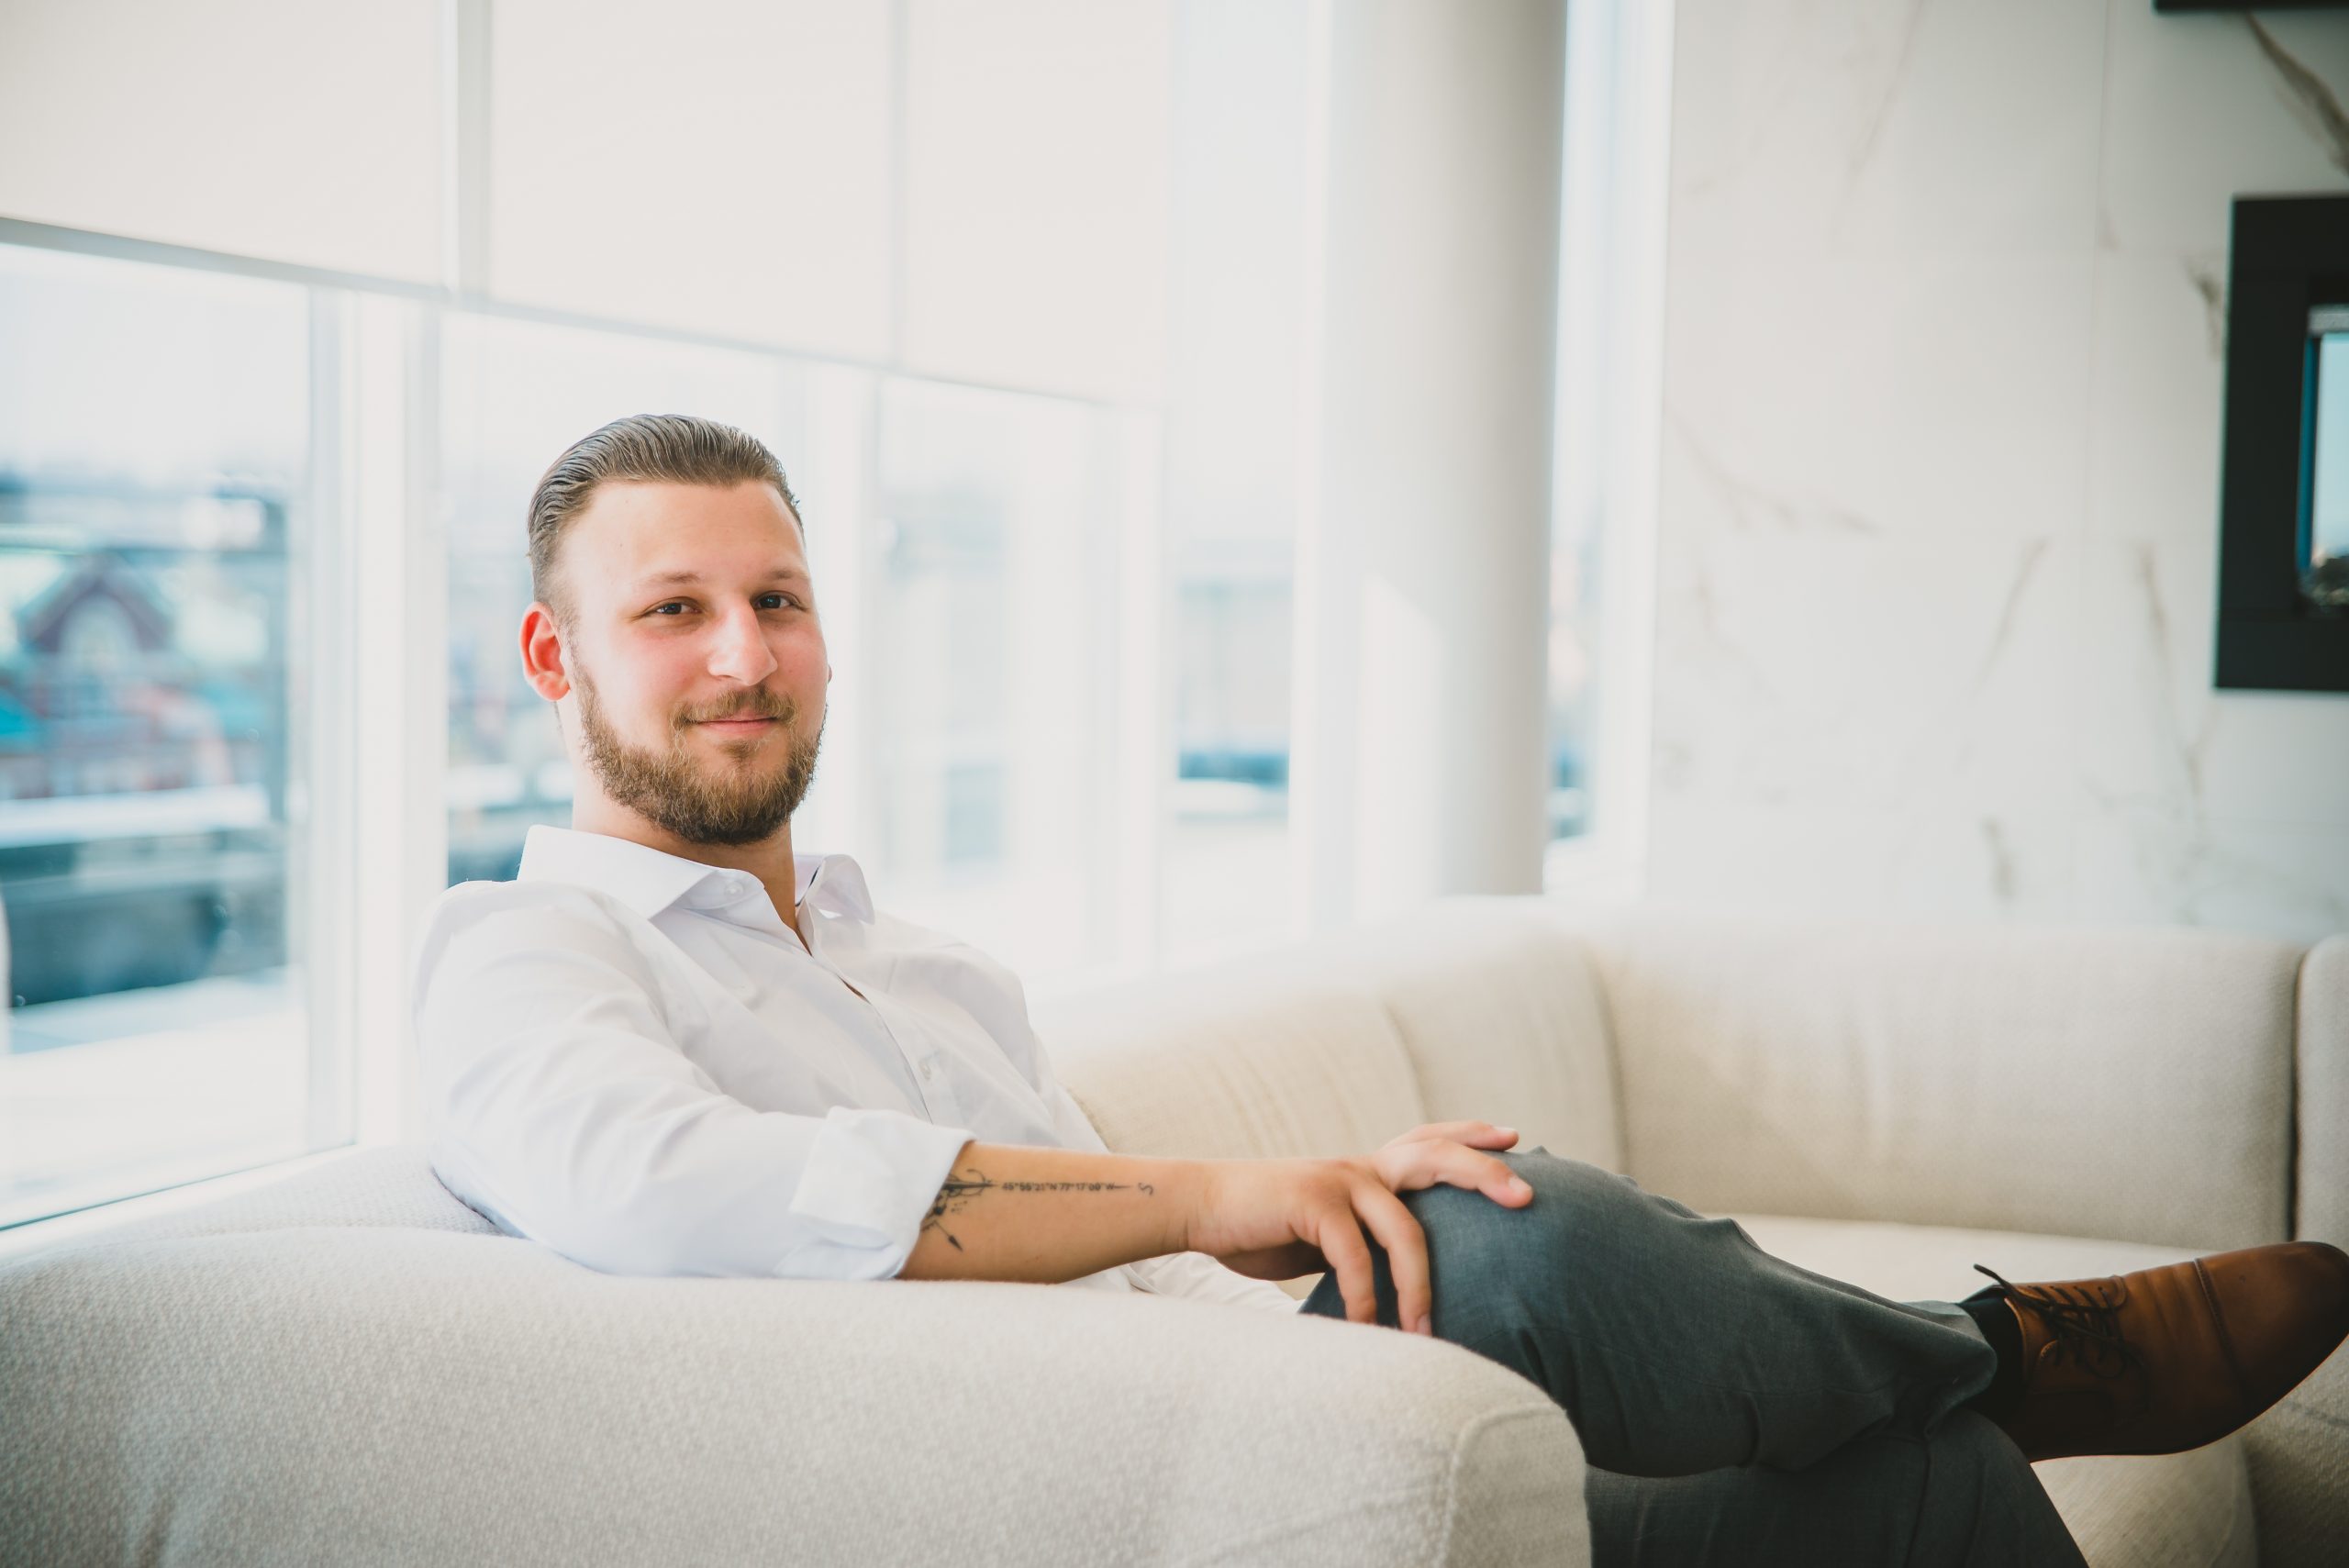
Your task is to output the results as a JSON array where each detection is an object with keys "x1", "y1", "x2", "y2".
[{"x1": 1295, "y1": 1150, "x2": 2088, "y2": 1567}]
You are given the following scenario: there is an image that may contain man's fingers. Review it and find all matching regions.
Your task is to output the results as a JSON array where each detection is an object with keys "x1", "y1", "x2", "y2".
[
  {"x1": 1317, "y1": 1212, "x2": 1380, "y2": 1327},
  {"x1": 1434, "y1": 1146, "x2": 1531, "y2": 1205},
  {"x1": 1475, "y1": 1152, "x2": 1536, "y2": 1206},
  {"x1": 1388, "y1": 1146, "x2": 1534, "y2": 1207},
  {"x1": 1392, "y1": 1119, "x2": 1520, "y2": 1150},
  {"x1": 1354, "y1": 1184, "x2": 1432, "y2": 1335}
]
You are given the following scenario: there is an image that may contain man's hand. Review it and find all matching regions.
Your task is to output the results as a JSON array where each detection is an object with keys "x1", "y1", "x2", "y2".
[{"x1": 1181, "y1": 1121, "x2": 1532, "y2": 1336}]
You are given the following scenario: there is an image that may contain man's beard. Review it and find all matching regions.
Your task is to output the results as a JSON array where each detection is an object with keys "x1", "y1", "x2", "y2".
[{"x1": 573, "y1": 664, "x2": 822, "y2": 846}]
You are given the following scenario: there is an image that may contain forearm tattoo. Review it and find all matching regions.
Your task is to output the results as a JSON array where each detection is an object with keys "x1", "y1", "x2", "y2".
[{"x1": 921, "y1": 1163, "x2": 1156, "y2": 1253}]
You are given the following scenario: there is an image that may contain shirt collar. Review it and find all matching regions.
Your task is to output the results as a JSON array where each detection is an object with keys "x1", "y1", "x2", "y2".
[{"x1": 516, "y1": 824, "x2": 875, "y2": 924}]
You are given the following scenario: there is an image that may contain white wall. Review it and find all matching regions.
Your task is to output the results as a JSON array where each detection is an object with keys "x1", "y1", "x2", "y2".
[
  {"x1": 488, "y1": 0, "x2": 896, "y2": 359},
  {"x1": 0, "y1": 0, "x2": 443, "y2": 281},
  {"x1": 1652, "y1": 0, "x2": 2349, "y2": 940}
]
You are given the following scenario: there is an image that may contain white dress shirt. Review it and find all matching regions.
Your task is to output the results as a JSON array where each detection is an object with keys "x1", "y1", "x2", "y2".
[{"x1": 412, "y1": 824, "x2": 1297, "y2": 1313}]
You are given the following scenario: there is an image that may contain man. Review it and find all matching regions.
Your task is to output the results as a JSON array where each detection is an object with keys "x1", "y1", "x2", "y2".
[{"x1": 415, "y1": 414, "x2": 2349, "y2": 1566}]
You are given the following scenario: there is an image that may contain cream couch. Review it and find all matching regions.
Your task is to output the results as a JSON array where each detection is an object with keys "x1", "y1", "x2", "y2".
[{"x1": 2, "y1": 898, "x2": 2342, "y2": 1566}]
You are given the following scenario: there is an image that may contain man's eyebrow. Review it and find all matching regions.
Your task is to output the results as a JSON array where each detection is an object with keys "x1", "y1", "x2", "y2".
[{"x1": 634, "y1": 567, "x2": 812, "y2": 588}]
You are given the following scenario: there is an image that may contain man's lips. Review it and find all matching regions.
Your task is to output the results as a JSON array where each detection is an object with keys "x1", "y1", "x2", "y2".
[{"x1": 698, "y1": 717, "x2": 779, "y2": 731}]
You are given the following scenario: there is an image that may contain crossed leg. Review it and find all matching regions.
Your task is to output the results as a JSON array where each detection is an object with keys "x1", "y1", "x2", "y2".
[{"x1": 1294, "y1": 1149, "x2": 2087, "y2": 1567}]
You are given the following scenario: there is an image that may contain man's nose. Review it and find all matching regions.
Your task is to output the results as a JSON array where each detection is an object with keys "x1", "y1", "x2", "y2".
[{"x1": 704, "y1": 605, "x2": 779, "y2": 685}]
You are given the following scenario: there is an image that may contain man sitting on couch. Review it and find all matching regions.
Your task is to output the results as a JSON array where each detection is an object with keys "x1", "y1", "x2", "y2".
[{"x1": 414, "y1": 415, "x2": 2349, "y2": 1568}]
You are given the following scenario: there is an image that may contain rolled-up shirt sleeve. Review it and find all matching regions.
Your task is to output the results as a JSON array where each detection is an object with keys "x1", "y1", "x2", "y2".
[{"x1": 413, "y1": 884, "x2": 972, "y2": 1281}]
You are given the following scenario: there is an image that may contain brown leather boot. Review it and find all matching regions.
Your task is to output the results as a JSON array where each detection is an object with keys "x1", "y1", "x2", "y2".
[{"x1": 1973, "y1": 1241, "x2": 2349, "y2": 1462}]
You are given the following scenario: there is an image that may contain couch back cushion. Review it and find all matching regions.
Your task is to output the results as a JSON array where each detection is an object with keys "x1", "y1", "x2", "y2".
[
  {"x1": 1036, "y1": 901, "x2": 1622, "y2": 1172},
  {"x1": 1557, "y1": 906, "x2": 2299, "y2": 1251},
  {"x1": 1035, "y1": 959, "x2": 1428, "y2": 1161},
  {"x1": 1292, "y1": 899, "x2": 1623, "y2": 1171}
]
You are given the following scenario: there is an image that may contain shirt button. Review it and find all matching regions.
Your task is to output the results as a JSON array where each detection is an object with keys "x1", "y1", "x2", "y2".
[{"x1": 919, "y1": 1062, "x2": 935, "y2": 1082}]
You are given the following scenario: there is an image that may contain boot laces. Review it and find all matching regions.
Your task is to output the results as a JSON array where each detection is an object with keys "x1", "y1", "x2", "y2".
[{"x1": 1973, "y1": 1264, "x2": 2144, "y2": 1380}]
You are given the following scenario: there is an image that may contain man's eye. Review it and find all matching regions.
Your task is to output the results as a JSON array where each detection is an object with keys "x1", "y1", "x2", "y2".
[{"x1": 646, "y1": 597, "x2": 801, "y2": 616}]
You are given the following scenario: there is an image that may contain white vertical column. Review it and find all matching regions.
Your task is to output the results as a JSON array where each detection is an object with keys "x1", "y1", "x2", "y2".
[
  {"x1": 336, "y1": 295, "x2": 448, "y2": 1147},
  {"x1": 1545, "y1": 0, "x2": 1673, "y2": 898},
  {"x1": 1296, "y1": 0, "x2": 1565, "y2": 928}
]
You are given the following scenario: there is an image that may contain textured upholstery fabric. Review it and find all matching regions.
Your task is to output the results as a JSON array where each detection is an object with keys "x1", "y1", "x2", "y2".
[
  {"x1": 1035, "y1": 958, "x2": 1429, "y2": 1162},
  {"x1": 1038, "y1": 901, "x2": 1622, "y2": 1173},
  {"x1": 1732, "y1": 1215, "x2": 2257, "y2": 1568},
  {"x1": 2032, "y1": 1448, "x2": 2257, "y2": 1568},
  {"x1": 2266, "y1": 937, "x2": 2349, "y2": 1568},
  {"x1": 2299, "y1": 937, "x2": 2349, "y2": 1250},
  {"x1": 88, "y1": 1145, "x2": 495, "y2": 1244},
  {"x1": 1281, "y1": 899, "x2": 1624, "y2": 1172},
  {"x1": 0, "y1": 1222, "x2": 1586, "y2": 1568},
  {"x1": 2240, "y1": 1355, "x2": 2348, "y2": 1568},
  {"x1": 1554, "y1": 906, "x2": 2299, "y2": 1251}
]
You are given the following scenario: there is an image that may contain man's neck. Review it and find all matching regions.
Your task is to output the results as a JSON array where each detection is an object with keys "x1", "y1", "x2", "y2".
[{"x1": 567, "y1": 801, "x2": 804, "y2": 941}]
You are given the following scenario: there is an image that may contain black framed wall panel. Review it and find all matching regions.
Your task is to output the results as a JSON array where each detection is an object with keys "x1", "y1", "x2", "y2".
[{"x1": 2215, "y1": 195, "x2": 2349, "y2": 694}]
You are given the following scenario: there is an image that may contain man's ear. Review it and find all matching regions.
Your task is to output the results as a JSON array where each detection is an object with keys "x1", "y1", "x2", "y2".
[{"x1": 520, "y1": 603, "x2": 572, "y2": 701}]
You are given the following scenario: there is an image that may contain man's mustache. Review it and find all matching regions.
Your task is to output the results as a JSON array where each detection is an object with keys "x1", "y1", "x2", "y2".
[{"x1": 678, "y1": 694, "x2": 797, "y2": 727}]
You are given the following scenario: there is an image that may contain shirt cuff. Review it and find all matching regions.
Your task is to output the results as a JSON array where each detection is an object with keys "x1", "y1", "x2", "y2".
[{"x1": 779, "y1": 1106, "x2": 974, "y2": 1281}]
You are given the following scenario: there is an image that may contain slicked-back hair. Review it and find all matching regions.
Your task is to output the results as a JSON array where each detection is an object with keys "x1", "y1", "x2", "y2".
[{"x1": 526, "y1": 414, "x2": 802, "y2": 627}]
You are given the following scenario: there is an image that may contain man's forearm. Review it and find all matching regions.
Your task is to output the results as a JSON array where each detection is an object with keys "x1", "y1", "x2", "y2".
[{"x1": 896, "y1": 1140, "x2": 1205, "y2": 1284}]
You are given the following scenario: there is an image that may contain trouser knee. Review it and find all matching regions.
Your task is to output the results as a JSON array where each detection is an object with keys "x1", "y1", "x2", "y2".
[
  {"x1": 1397, "y1": 1150, "x2": 1644, "y2": 1334},
  {"x1": 1312, "y1": 1150, "x2": 1750, "y2": 1351}
]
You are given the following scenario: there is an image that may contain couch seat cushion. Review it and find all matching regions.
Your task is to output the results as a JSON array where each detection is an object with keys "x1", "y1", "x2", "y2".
[{"x1": 1732, "y1": 1214, "x2": 2256, "y2": 1568}]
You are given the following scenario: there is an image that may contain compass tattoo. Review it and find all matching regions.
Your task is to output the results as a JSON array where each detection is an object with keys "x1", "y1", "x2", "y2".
[{"x1": 920, "y1": 1163, "x2": 1156, "y2": 1253}]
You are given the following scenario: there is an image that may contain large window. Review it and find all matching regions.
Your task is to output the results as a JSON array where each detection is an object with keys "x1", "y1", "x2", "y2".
[
  {"x1": 1, "y1": 5, "x2": 1642, "y2": 1234},
  {"x1": 0, "y1": 242, "x2": 326, "y2": 1227}
]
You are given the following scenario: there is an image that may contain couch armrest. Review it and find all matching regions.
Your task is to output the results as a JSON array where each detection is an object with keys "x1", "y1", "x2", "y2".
[
  {"x1": 0, "y1": 1228, "x2": 1586, "y2": 1568},
  {"x1": 2299, "y1": 935, "x2": 2349, "y2": 1248}
]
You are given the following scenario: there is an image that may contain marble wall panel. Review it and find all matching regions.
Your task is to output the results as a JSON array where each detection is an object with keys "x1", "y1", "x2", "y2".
[
  {"x1": 2078, "y1": 536, "x2": 2349, "y2": 831},
  {"x1": 1668, "y1": 0, "x2": 2104, "y2": 261},
  {"x1": 2085, "y1": 252, "x2": 2228, "y2": 551},
  {"x1": 1652, "y1": 0, "x2": 2349, "y2": 942},
  {"x1": 1660, "y1": 251, "x2": 2097, "y2": 548},
  {"x1": 2073, "y1": 808, "x2": 2349, "y2": 941},
  {"x1": 1653, "y1": 439, "x2": 2087, "y2": 823},
  {"x1": 2074, "y1": 536, "x2": 2221, "y2": 824},
  {"x1": 1646, "y1": 798, "x2": 2082, "y2": 922},
  {"x1": 2099, "y1": 2, "x2": 2349, "y2": 257}
]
